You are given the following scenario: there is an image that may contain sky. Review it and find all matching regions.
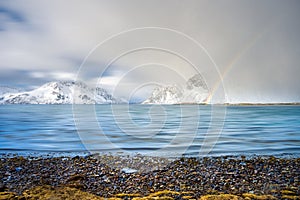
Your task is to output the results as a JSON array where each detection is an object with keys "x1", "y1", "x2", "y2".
[{"x1": 0, "y1": 0, "x2": 300, "y2": 103}]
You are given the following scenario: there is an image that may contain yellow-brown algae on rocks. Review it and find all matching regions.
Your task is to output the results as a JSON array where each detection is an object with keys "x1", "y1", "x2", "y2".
[
  {"x1": 115, "y1": 193, "x2": 141, "y2": 198},
  {"x1": 281, "y1": 196, "x2": 300, "y2": 200},
  {"x1": 281, "y1": 190, "x2": 296, "y2": 195},
  {"x1": 200, "y1": 194, "x2": 243, "y2": 200},
  {"x1": 0, "y1": 188, "x2": 284, "y2": 200},
  {"x1": 22, "y1": 185, "x2": 104, "y2": 200},
  {"x1": 0, "y1": 192, "x2": 18, "y2": 200},
  {"x1": 242, "y1": 193, "x2": 277, "y2": 199}
]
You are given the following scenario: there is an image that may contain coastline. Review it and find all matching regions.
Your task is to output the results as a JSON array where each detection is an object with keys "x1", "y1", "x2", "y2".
[
  {"x1": 1, "y1": 155, "x2": 299, "y2": 199},
  {"x1": 1, "y1": 102, "x2": 300, "y2": 105}
]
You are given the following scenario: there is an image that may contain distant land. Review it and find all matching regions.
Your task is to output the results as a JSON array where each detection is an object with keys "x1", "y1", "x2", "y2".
[
  {"x1": 224, "y1": 102, "x2": 300, "y2": 106},
  {"x1": 0, "y1": 77, "x2": 299, "y2": 105},
  {"x1": 0, "y1": 81, "x2": 126, "y2": 104},
  {"x1": 172, "y1": 102, "x2": 300, "y2": 106},
  {"x1": 142, "y1": 74, "x2": 209, "y2": 104}
]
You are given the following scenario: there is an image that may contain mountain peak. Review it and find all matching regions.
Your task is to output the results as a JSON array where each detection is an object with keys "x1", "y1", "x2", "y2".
[
  {"x1": 142, "y1": 74, "x2": 209, "y2": 104},
  {"x1": 0, "y1": 81, "x2": 125, "y2": 104},
  {"x1": 186, "y1": 74, "x2": 208, "y2": 90},
  {"x1": 142, "y1": 85, "x2": 182, "y2": 104}
]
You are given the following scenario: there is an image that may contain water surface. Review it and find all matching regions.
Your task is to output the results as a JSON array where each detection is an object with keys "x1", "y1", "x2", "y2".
[{"x1": 0, "y1": 105, "x2": 299, "y2": 157}]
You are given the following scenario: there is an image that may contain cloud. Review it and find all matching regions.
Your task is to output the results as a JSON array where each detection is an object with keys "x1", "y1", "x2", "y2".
[
  {"x1": 0, "y1": 0, "x2": 299, "y2": 102},
  {"x1": 29, "y1": 71, "x2": 76, "y2": 80}
]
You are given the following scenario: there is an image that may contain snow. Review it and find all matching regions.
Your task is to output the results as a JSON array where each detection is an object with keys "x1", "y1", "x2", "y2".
[
  {"x1": 142, "y1": 85, "x2": 182, "y2": 104},
  {"x1": 0, "y1": 81, "x2": 126, "y2": 104},
  {"x1": 0, "y1": 86, "x2": 23, "y2": 96},
  {"x1": 142, "y1": 74, "x2": 209, "y2": 104}
]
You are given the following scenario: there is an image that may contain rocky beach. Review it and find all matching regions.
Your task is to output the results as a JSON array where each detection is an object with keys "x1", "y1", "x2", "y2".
[{"x1": 0, "y1": 155, "x2": 299, "y2": 199}]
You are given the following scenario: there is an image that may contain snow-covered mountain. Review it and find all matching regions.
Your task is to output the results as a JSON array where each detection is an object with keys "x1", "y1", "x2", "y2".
[
  {"x1": 0, "y1": 86, "x2": 23, "y2": 96},
  {"x1": 142, "y1": 74, "x2": 209, "y2": 104},
  {"x1": 0, "y1": 81, "x2": 125, "y2": 104},
  {"x1": 142, "y1": 85, "x2": 182, "y2": 104}
]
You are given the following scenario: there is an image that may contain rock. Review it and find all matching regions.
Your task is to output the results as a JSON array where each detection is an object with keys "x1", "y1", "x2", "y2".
[
  {"x1": 121, "y1": 168, "x2": 138, "y2": 174},
  {"x1": 0, "y1": 184, "x2": 6, "y2": 192},
  {"x1": 67, "y1": 174, "x2": 85, "y2": 182}
]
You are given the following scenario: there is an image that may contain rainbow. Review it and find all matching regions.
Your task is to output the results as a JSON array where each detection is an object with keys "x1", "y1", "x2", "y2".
[{"x1": 205, "y1": 24, "x2": 273, "y2": 104}]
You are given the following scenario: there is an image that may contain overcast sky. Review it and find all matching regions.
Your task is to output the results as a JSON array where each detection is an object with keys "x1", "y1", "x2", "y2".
[{"x1": 0, "y1": 0, "x2": 300, "y2": 103}]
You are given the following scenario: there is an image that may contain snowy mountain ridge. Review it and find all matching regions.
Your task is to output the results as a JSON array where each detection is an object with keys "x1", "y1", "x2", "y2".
[
  {"x1": 0, "y1": 86, "x2": 23, "y2": 96},
  {"x1": 0, "y1": 81, "x2": 125, "y2": 104},
  {"x1": 142, "y1": 74, "x2": 209, "y2": 104}
]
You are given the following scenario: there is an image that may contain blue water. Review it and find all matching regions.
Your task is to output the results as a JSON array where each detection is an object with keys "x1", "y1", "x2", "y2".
[{"x1": 0, "y1": 105, "x2": 299, "y2": 157}]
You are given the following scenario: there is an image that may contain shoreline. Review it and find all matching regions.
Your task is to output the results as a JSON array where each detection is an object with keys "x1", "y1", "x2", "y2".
[
  {"x1": 1, "y1": 102, "x2": 300, "y2": 105},
  {"x1": 1, "y1": 155, "x2": 299, "y2": 199}
]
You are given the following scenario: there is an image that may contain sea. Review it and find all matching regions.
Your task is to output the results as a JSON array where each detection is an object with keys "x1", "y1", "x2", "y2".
[{"x1": 0, "y1": 104, "x2": 299, "y2": 158}]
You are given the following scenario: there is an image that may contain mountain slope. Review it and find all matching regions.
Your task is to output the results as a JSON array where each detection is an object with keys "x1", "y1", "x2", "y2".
[
  {"x1": 142, "y1": 85, "x2": 182, "y2": 104},
  {"x1": 142, "y1": 74, "x2": 209, "y2": 104},
  {"x1": 0, "y1": 81, "x2": 124, "y2": 104},
  {"x1": 0, "y1": 86, "x2": 23, "y2": 96}
]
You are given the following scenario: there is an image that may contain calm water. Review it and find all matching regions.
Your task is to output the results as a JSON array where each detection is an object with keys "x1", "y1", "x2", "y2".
[{"x1": 0, "y1": 105, "x2": 299, "y2": 157}]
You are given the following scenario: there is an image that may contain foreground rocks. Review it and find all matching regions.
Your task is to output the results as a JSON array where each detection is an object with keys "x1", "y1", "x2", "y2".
[
  {"x1": 0, "y1": 187, "x2": 287, "y2": 200},
  {"x1": 0, "y1": 155, "x2": 299, "y2": 199}
]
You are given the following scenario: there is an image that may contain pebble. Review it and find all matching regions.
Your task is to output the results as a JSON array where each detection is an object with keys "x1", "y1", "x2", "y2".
[
  {"x1": 121, "y1": 168, "x2": 138, "y2": 174},
  {"x1": 0, "y1": 155, "x2": 299, "y2": 199},
  {"x1": 15, "y1": 167, "x2": 22, "y2": 172}
]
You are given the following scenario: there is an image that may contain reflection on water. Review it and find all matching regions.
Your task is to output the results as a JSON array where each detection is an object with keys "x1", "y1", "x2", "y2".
[{"x1": 0, "y1": 105, "x2": 300, "y2": 157}]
